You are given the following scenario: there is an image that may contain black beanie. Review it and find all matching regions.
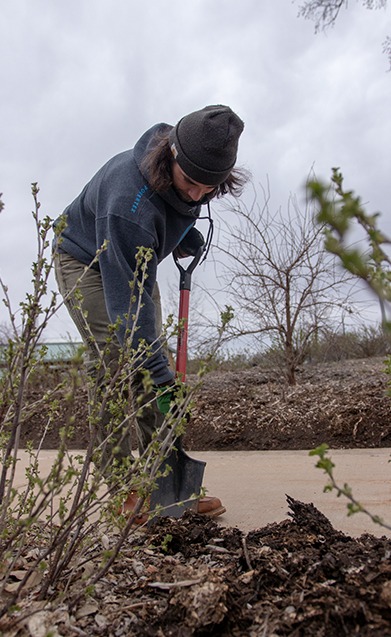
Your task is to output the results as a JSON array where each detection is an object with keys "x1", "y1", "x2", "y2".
[{"x1": 168, "y1": 105, "x2": 244, "y2": 186}]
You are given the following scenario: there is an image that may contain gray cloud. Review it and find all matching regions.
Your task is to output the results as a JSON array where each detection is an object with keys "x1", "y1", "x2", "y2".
[{"x1": 1, "y1": 0, "x2": 389, "y2": 339}]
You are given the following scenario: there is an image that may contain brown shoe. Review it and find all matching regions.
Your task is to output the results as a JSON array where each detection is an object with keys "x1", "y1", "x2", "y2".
[
  {"x1": 120, "y1": 491, "x2": 149, "y2": 525},
  {"x1": 197, "y1": 495, "x2": 226, "y2": 518},
  {"x1": 120, "y1": 492, "x2": 226, "y2": 522}
]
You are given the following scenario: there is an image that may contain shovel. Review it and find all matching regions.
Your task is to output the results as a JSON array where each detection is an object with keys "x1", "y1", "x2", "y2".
[{"x1": 149, "y1": 247, "x2": 206, "y2": 518}]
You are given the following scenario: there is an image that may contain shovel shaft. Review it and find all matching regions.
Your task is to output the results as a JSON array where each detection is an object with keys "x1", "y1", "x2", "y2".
[
  {"x1": 174, "y1": 246, "x2": 204, "y2": 382},
  {"x1": 148, "y1": 247, "x2": 207, "y2": 522},
  {"x1": 176, "y1": 289, "x2": 190, "y2": 381}
]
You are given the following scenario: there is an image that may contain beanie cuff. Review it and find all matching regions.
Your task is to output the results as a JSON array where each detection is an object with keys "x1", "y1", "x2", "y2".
[{"x1": 170, "y1": 141, "x2": 233, "y2": 186}]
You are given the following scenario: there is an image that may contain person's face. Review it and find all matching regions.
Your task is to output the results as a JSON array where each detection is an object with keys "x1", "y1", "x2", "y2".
[{"x1": 171, "y1": 161, "x2": 216, "y2": 203}]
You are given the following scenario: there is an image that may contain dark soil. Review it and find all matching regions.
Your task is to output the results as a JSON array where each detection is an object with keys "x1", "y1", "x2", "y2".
[
  {"x1": 21, "y1": 356, "x2": 391, "y2": 451},
  {"x1": 5, "y1": 357, "x2": 391, "y2": 635},
  {"x1": 3, "y1": 498, "x2": 391, "y2": 636},
  {"x1": 185, "y1": 356, "x2": 391, "y2": 451}
]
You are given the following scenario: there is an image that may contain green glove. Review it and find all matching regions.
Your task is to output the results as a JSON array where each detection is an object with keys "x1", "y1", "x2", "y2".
[
  {"x1": 155, "y1": 383, "x2": 189, "y2": 416},
  {"x1": 155, "y1": 385, "x2": 176, "y2": 415}
]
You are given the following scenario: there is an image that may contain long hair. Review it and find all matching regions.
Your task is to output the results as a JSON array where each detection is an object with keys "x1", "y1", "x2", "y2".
[{"x1": 141, "y1": 130, "x2": 250, "y2": 198}]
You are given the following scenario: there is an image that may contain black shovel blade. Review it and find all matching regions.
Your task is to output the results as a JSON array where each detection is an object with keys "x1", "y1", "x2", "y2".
[{"x1": 149, "y1": 445, "x2": 206, "y2": 520}]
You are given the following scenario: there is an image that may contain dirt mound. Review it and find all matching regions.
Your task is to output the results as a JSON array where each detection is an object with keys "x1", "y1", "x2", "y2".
[
  {"x1": 4, "y1": 497, "x2": 391, "y2": 636},
  {"x1": 185, "y1": 357, "x2": 391, "y2": 451},
  {"x1": 21, "y1": 357, "x2": 391, "y2": 451}
]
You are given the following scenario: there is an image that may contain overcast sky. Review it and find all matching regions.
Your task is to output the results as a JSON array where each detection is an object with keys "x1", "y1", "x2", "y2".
[{"x1": 1, "y1": 0, "x2": 390, "y2": 342}]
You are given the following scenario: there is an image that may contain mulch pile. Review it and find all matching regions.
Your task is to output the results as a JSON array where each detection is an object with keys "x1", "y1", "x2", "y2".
[
  {"x1": 185, "y1": 357, "x2": 391, "y2": 451},
  {"x1": 2, "y1": 497, "x2": 391, "y2": 636},
  {"x1": 5, "y1": 356, "x2": 391, "y2": 635},
  {"x1": 21, "y1": 356, "x2": 391, "y2": 451}
]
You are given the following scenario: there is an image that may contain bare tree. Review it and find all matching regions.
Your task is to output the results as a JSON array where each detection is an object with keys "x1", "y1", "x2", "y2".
[
  {"x1": 297, "y1": 0, "x2": 386, "y2": 30},
  {"x1": 214, "y1": 184, "x2": 355, "y2": 384},
  {"x1": 296, "y1": 0, "x2": 390, "y2": 67}
]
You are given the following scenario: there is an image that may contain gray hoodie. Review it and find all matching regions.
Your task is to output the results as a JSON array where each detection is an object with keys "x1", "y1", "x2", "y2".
[{"x1": 54, "y1": 123, "x2": 202, "y2": 384}]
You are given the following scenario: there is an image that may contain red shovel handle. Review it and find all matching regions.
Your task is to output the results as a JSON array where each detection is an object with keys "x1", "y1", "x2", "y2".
[
  {"x1": 176, "y1": 289, "x2": 190, "y2": 380},
  {"x1": 173, "y1": 246, "x2": 204, "y2": 382}
]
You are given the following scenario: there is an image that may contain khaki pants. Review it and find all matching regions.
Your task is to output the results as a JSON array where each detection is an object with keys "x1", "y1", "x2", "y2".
[{"x1": 54, "y1": 252, "x2": 165, "y2": 471}]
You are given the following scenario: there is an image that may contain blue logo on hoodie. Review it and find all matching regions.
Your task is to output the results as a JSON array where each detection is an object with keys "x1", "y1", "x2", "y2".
[{"x1": 131, "y1": 185, "x2": 148, "y2": 214}]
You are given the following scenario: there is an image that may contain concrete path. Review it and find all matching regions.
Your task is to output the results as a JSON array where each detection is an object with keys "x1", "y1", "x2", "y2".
[
  {"x1": 198, "y1": 449, "x2": 391, "y2": 538},
  {"x1": 12, "y1": 448, "x2": 391, "y2": 538}
]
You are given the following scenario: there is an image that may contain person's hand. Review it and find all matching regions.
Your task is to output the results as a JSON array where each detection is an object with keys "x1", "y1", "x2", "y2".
[
  {"x1": 173, "y1": 227, "x2": 204, "y2": 259},
  {"x1": 155, "y1": 382, "x2": 187, "y2": 415},
  {"x1": 155, "y1": 384, "x2": 175, "y2": 415}
]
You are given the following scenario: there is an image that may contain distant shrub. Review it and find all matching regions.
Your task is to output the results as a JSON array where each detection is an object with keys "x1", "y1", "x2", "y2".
[
  {"x1": 307, "y1": 325, "x2": 391, "y2": 363},
  {"x1": 187, "y1": 323, "x2": 390, "y2": 375}
]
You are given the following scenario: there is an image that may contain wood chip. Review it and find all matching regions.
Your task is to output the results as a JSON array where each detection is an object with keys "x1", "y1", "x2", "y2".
[
  {"x1": 76, "y1": 601, "x2": 99, "y2": 619},
  {"x1": 148, "y1": 578, "x2": 203, "y2": 590}
]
